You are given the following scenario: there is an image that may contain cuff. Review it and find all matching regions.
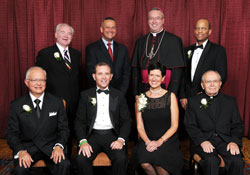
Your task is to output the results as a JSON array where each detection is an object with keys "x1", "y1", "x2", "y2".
[
  {"x1": 53, "y1": 143, "x2": 64, "y2": 150},
  {"x1": 118, "y1": 137, "x2": 125, "y2": 145}
]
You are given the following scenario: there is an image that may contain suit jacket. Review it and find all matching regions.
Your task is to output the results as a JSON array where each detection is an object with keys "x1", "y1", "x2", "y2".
[
  {"x1": 179, "y1": 41, "x2": 227, "y2": 99},
  {"x1": 36, "y1": 44, "x2": 81, "y2": 120},
  {"x1": 85, "y1": 39, "x2": 131, "y2": 94},
  {"x1": 74, "y1": 87, "x2": 131, "y2": 142},
  {"x1": 184, "y1": 92, "x2": 244, "y2": 149},
  {"x1": 6, "y1": 93, "x2": 69, "y2": 157}
]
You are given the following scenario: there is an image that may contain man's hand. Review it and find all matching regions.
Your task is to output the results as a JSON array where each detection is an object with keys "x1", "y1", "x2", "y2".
[
  {"x1": 180, "y1": 98, "x2": 188, "y2": 110},
  {"x1": 19, "y1": 150, "x2": 33, "y2": 168},
  {"x1": 78, "y1": 142, "x2": 93, "y2": 158},
  {"x1": 201, "y1": 141, "x2": 215, "y2": 153},
  {"x1": 50, "y1": 146, "x2": 65, "y2": 164},
  {"x1": 146, "y1": 141, "x2": 158, "y2": 152},
  {"x1": 227, "y1": 142, "x2": 240, "y2": 155},
  {"x1": 110, "y1": 139, "x2": 124, "y2": 150}
]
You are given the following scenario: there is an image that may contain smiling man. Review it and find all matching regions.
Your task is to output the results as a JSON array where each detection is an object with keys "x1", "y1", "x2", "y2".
[
  {"x1": 85, "y1": 17, "x2": 130, "y2": 94},
  {"x1": 36, "y1": 23, "x2": 81, "y2": 157},
  {"x1": 131, "y1": 7, "x2": 185, "y2": 97},
  {"x1": 74, "y1": 62, "x2": 131, "y2": 175},
  {"x1": 179, "y1": 19, "x2": 227, "y2": 110},
  {"x1": 6, "y1": 66, "x2": 70, "y2": 175},
  {"x1": 184, "y1": 70, "x2": 244, "y2": 175}
]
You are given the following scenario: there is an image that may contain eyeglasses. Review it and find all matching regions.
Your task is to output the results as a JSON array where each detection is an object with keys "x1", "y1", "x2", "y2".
[
  {"x1": 27, "y1": 79, "x2": 46, "y2": 83},
  {"x1": 195, "y1": 27, "x2": 209, "y2": 31},
  {"x1": 203, "y1": 80, "x2": 221, "y2": 84},
  {"x1": 148, "y1": 17, "x2": 163, "y2": 21}
]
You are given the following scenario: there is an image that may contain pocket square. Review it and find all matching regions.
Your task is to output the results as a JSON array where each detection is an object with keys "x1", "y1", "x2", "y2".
[{"x1": 49, "y1": 112, "x2": 57, "y2": 117}]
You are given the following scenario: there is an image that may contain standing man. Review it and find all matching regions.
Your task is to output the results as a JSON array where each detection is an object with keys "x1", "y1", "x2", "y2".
[
  {"x1": 179, "y1": 19, "x2": 227, "y2": 110},
  {"x1": 6, "y1": 66, "x2": 70, "y2": 175},
  {"x1": 36, "y1": 23, "x2": 81, "y2": 156},
  {"x1": 184, "y1": 70, "x2": 244, "y2": 175},
  {"x1": 74, "y1": 62, "x2": 131, "y2": 175},
  {"x1": 131, "y1": 7, "x2": 185, "y2": 96},
  {"x1": 85, "y1": 17, "x2": 131, "y2": 94}
]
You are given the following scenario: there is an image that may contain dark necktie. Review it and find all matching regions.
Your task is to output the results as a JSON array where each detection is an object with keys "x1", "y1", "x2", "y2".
[
  {"x1": 107, "y1": 43, "x2": 113, "y2": 61},
  {"x1": 34, "y1": 99, "x2": 41, "y2": 119},
  {"x1": 97, "y1": 89, "x2": 109, "y2": 94},
  {"x1": 64, "y1": 50, "x2": 71, "y2": 70},
  {"x1": 194, "y1": 45, "x2": 203, "y2": 50}
]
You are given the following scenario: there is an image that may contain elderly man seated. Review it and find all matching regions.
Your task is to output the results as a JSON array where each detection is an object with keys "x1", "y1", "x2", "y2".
[{"x1": 184, "y1": 70, "x2": 244, "y2": 175}]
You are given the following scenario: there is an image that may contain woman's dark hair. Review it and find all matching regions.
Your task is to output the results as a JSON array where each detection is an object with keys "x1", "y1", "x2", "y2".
[{"x1": 147, "y1": 62, "x2": 166, "y2": 76}]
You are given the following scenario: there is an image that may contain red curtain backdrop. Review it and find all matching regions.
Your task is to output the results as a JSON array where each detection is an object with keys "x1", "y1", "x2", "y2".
[{"x1": 0, "y1": 0, "x2": 249, "y2": 138}]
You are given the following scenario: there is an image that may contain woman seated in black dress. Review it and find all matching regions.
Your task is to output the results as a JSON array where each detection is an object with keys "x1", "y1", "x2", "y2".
[{"x1": 135, "y1": 62, "x2": 183, "y2": 175}]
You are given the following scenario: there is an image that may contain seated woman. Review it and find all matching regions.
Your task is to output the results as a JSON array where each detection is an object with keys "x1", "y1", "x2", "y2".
[{"x1": 135, "y1": 62, "x2": 183, "y2": 175}]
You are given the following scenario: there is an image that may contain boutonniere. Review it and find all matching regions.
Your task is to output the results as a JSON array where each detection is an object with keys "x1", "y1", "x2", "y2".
[
  {"x1": 54, "y1": 52, "x2": 61, "y2": 61},
  {"x1": 200, "y1": 98, "x2": 211, "y2": 109},
  {"x1": 89, "y1": 97, "x2": 97, "y2": 106},
  {"x1": 187, "y1": 50, "x2": 193, "y2": 59},
  {"x1": 23, "y1": 104, "x2": 32, "y2": 114},
  {"x1": 137, "y1": 94, "x2": 148, "y2": 112}
]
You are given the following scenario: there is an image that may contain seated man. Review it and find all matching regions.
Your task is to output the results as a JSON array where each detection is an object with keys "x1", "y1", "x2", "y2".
[
  {"x1": 184, "y1": 70, "x2": 244, "y2": 175},
  {"x1": 6, "y1": 66, "x2": 70, "y2": 175},
  {"x1": 74, "y1": 62, "x2": 131, "y2": 175}
]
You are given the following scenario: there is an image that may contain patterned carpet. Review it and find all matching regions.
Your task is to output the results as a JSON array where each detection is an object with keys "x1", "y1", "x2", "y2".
[{"x1": 1, "y1": 138, "x2": 250, "y2": 175}]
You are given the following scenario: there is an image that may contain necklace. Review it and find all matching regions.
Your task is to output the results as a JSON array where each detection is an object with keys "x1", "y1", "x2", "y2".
[
  {"x1": 150, "y1": 88, "x2": 162, "y2": 94},
  {"x1": 145, "y1": 30, "x2": 166, "y2": 59}
]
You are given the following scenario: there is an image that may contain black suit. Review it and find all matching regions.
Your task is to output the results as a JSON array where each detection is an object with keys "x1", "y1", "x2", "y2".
[
  {"x1": 74, "y1": 87, "x2": 131, "y2": 175},
  {"x1": 184, "y1": 92, "x2": 244, "y2": 175},
  {"x1": 36, "y1": 44, "x2": 81, "y2": 155},
  {"x1": 6, "y1": 93, "x2": 70, "y2": 175},
  {"x1": 179, "y1": 41, "x2": 227, "y2": 99},
  {"x1": 85, "y1": 39, "x2": 131, "y2": 94}
]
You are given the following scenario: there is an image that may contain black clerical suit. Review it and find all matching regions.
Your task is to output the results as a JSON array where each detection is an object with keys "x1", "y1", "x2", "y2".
[
  {"x1": 179, "y1": 40, "x2": 227, "y2": 99},
  {"x1": 131, "y1": 30, "x2": 185, "y2": 96},
  {"x1": 86, "y1": 39, "x2": 131, "y2": 94},
  {"x1": 6, "y1": 93, "x2": 70, "y2": 175},
  {"x1": 184, "y1": 92, "x2": 244, "y2": 175},
  {"x1": 74, "y1": 87, "x2": 131, "y2": 175}
]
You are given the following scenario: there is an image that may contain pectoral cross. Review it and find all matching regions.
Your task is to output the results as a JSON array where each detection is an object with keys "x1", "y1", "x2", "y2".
[{"x1": 149, "y1": 45, "x2": 155, "y2": 59}]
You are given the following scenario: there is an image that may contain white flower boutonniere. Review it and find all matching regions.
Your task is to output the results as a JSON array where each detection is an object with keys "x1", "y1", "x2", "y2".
[
  {"x1": 54, "y1": 52, "x2": 61, "y2": 61},
  {"x1": 187, "y1": 50, "x2": 193, "y2": 59},
  {"x1": 90, "y1": 97, "x2": 97, "y2": 106},
  {"x1": 137, "y1": 94, "x2": 148, "y2": 112},
  {"x1": 200, "y1": 98, "x2": 211, "y2": 109},
  {"x1": 23, "y1": 104, "x2": 32, "y2": 114}
]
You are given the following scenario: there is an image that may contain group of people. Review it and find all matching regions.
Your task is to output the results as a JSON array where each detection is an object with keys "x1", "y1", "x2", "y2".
[{"x1": 6, "y1": 7, "x2": 244, "y2": 175}]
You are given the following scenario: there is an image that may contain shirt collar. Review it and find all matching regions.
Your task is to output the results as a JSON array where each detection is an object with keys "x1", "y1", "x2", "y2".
[
  {"x1": 151, "y1": 28, "x2": 164, "y2": 36},
  {"x1": 29, "y1": 92, "x2": 45, "y2": 107},
  {"x1": 196, "y1": 39, "x2": 208, "y2": 48},
  {"x1": 96, "y1": 86, "x2": 109, "y2": 91},
  {"x1": 102, "y1": 37, "x2": 114, "y2": 46},
  {"x1": 56, "y1": 42, "x2": 69, "y2": 53}
]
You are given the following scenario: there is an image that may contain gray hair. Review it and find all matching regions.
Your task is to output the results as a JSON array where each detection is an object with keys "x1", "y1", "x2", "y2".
[
  {"x1": 148, "y1": 7, "x2": 165, "y2": 18},
  {"x1": 25, "y1": 66, "x2": 47, "y2": 80},
  {"x1": 201, "y1": 70, "x2": 221, "y2": 82},
  {"x1": 56, "y1": 23, "x2": 74, "y2": 35}
]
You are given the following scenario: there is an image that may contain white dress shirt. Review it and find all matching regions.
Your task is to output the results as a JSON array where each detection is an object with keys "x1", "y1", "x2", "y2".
[
  {"x1": 102, "y1": 37, "x2": 114, "y2": 53},
  {"x1": 56, "y1": 42, "x2": 71, "y2": 62},
  {"x1": 191, "y1": 40, "x2": 208, "y2": 82}
]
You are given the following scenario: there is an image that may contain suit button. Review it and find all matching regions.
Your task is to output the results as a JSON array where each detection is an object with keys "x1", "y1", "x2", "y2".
[{"x1": 214, "y1": 133, "x2": 218, "y2": 136}]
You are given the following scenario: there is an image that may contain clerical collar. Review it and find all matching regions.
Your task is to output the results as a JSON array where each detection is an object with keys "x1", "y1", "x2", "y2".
[
  {"x1": 196, "y1": 39, "x2": 208, "y2": 49},
  {"x1": 204, "y1": 91, "x2": 220, "y2": 99},
  {"x1": 151, "y1": 29, "x2": 164, "y2": 36}
]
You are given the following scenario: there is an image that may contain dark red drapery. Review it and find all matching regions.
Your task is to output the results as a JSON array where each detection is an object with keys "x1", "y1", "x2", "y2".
[{"x1": 0, "y1": 0, "x2": 249, "y2": 138}]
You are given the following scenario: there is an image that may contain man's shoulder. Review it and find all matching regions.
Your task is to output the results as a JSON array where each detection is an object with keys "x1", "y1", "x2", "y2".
[
  {"x1": 10, "y1": 95, "x2": 29, "y2": 107},
  {"x1": 80, "y1": 87, "x2": 96, "y2": 96},
  {"x1": 38, "y1": 45, "x2": 57, "y2": 54},
  {"x1": 114, "y1": 41, "x2": 128, "y2": 50},
  {"x1": 110, "y1": 87, "x2": 125, "y2": 97},
  {"x1": 86, "y1": 40, "x2": 102, "y2": 49},
  {"x1": 164, "y1": 30, "x2": 182, "y2": 40},
  {"x1": 45, "y1": 92, "x2": 63, "y2": 102}
]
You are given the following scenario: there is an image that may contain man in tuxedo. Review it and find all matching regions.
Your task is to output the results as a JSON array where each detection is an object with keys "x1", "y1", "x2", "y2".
[
  {"x1": 179, "y1": 19, "x2": 227, "y2": 110},
  {"x1": 6, "y1": 66, "x2": 70, "y2": 175},
  {"x1": 131, "y1": 7, "x2": 185, "y2": 96},
  {"x1": 74, "y1": 62, "x2": 131, "y2": 175},
  {"x1": 184, "y1": 70, "x2": 244, "y2": 175},
  {"x1": 36, "y1": 23, "x2": 81, "y2": 156},
  {"x1": 85, "y1": 17, "x2": 130, "y2": 94}
]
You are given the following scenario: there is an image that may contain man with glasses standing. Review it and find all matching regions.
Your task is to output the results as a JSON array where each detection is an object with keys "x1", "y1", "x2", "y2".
[
  {"x1": 131, "y1": 7, "x2": 185, "y2": 97},
  {"x1": 36, "y1": 23, "x2": 81, "y2": 157},
  {"x1": 179, "y1": 19, "x2": 227, "y2": 110},
  {"x1": 6, "y1": 66, "x2": 70, "y2": 175}
]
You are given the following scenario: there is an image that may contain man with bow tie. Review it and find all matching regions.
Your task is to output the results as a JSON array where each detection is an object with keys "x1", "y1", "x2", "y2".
[
  {"x1": 184, "y1": 70, "x2": 244, "y2": 175},
  {"x1": 6, "y1": 66, "x2": 70, "y2": 175},
  {"x1": 179, "y1": 19, "x2": 227, "y2": 110},
  {"x1": 74, "y1": 62, "x2": 132, "y2": 175}
]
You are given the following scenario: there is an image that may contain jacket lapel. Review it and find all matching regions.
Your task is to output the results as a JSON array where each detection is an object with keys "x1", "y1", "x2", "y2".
[
  {"x1": 99, "y1": 39, "x2": 113, "y2": 62},
  {"x1": 54, "y1": 44, "x2": 71, "y2": 74},
  {"x1": 89, "y1": 88, "x2": 98, "y2": 133},
  {"x1": 109, "y1": 89, "x2": 118, "y2": 126}
]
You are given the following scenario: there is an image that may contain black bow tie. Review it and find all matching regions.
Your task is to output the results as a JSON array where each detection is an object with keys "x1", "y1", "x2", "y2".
[
  {"x1": 97, "y1": 89, "x2": 109, "y2": 94},
  {"x1": 194, "y1": 45, "x2": 203, "y2": 50}
]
